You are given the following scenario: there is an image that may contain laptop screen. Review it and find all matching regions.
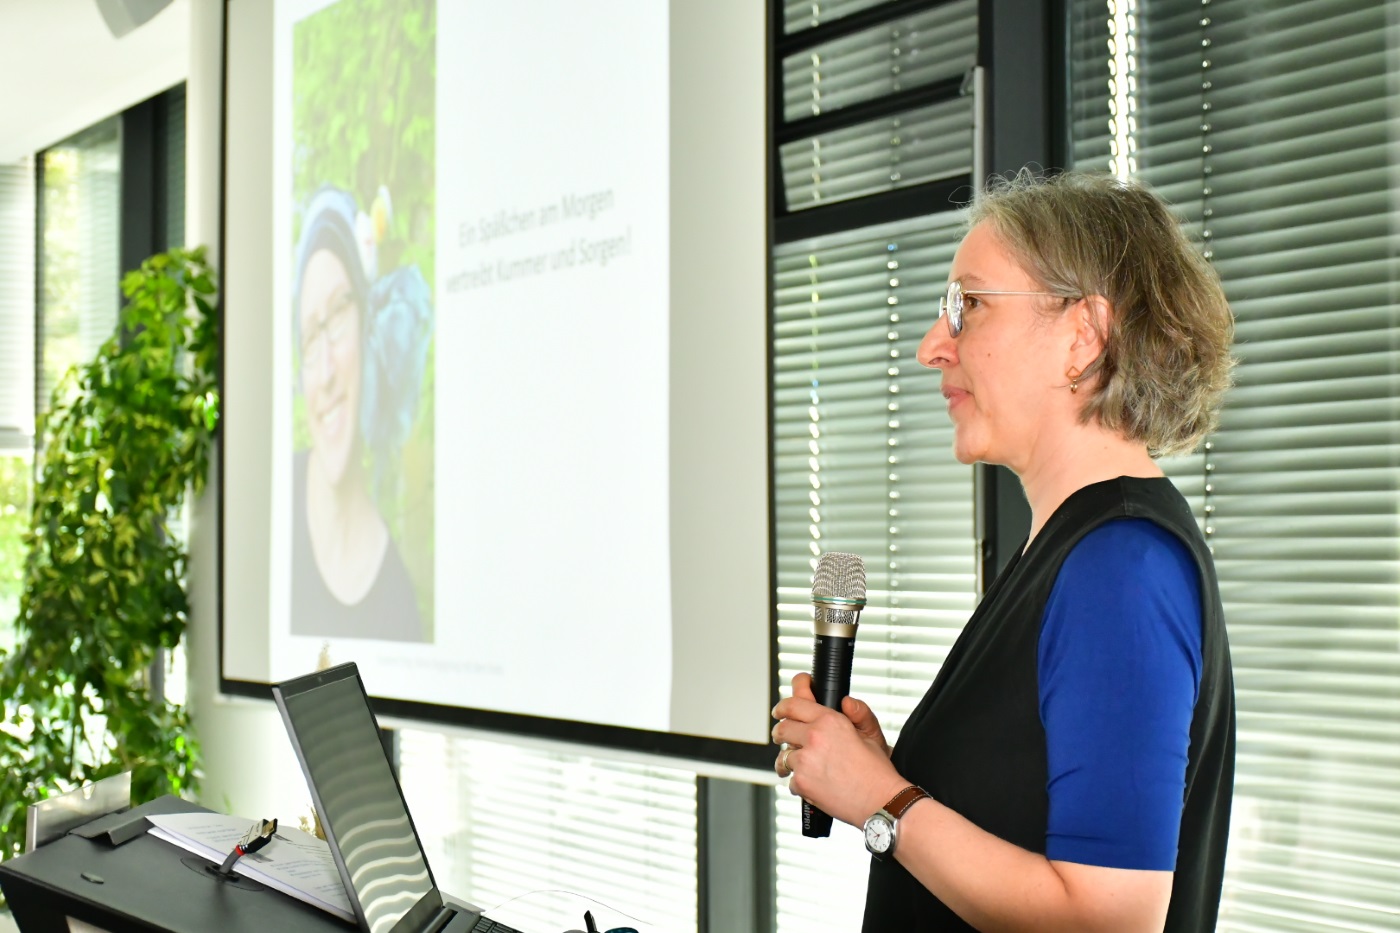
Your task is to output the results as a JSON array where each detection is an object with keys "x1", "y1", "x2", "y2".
[{"x1": 273, "y1": 664, "x2": 440, "y2": 933}]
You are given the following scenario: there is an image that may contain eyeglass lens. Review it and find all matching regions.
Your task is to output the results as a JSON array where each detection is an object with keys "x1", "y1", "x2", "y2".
[
  {"x1": 939, "y1": 281, "x2": 964, "y2": 337},
  {"x1": 302, "y1": 290, "x2": 357, "y2": 360}
]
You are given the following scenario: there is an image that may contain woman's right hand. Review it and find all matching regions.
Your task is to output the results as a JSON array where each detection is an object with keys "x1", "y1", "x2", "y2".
[{"x1": 773, "y1": 673, "x2": 903, "y2": 826}]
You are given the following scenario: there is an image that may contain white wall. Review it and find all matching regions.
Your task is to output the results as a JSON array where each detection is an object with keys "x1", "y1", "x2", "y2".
[{"x1": 0, "y1": 0, "x2": 189, "y2": 162}]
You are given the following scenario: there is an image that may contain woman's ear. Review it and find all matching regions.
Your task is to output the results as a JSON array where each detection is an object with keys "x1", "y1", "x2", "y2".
[{"x1": 1069, "y1": 294, "x2": 1112, "y2": 365}]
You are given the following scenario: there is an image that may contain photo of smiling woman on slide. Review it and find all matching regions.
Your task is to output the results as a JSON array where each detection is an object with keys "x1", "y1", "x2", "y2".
[
  {"x1": 287, "y1": 0, "x2": 436, "y2": 643},
  {"x1": 291, "y1": 186, "x2": 434, "y2": 642}
]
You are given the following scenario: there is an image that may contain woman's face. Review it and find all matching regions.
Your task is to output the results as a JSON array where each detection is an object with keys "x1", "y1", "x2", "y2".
[
  {"x1": 917, "y1": 222, "x2": 1079, "y2": 471},
  {"x1": 298, "y1": 248, "x2": 363, "y2": 487}
]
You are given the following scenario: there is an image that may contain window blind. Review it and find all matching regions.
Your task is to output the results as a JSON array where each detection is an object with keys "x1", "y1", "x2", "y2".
[
  {"x1": 0, "y1": 158, "x2": 36, "y2": 652},
  {"x1": 781, "y1": 1, "x2": 977, "y2": 123},
  {"x1": 783, "y1": 0, "x2": 894, "y2": 35},
  {"x1": 1071, "y1": 0, "x2": 1400, "y2": 928},
  {"x1": 778, "y1": 0, "x2": 977, "y2": 215},
  {"x1": 780, "y1": 99, "x2": 976, "y2": 212},
  {"x1": 771, "y1": 212, "x2": 977, "y2": 932},
  {"x1": 0, "y1": 159, "x2": 35, "y2": 452},
  {"x1": 165, "y1": 85, "x2": 186, "y2": 250},
  {"x1": 399, "y1": 730, "x2": 698, "y2": 932},
  {"x1": 773, "y1": 3, "x2": 978, "y2": 927},
  {"x1": 37, "y1": 117, "x2": 122, "y2": 415}
]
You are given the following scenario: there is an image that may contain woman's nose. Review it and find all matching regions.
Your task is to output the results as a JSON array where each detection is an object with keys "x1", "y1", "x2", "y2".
[
  {"x1": 305, "y1": 338, "x2": 334, "y2": 384},
  {"x1": 917, "y1": 312, "x2": 955, "y2": 369}
]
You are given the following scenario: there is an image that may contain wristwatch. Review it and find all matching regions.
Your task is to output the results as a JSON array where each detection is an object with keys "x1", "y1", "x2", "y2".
[{"x1": 863, "y1": 785, "x2": 930, "y2": 861}]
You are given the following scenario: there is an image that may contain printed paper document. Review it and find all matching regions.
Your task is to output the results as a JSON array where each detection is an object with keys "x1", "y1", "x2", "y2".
[{"x1": 146, "y1": 811, "x2": 353, "y2": 923}]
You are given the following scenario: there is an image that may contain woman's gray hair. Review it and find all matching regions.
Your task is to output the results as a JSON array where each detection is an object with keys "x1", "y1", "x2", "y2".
[{"x1": 969, "y1": 169, "x2": 1235, "y2": 457}]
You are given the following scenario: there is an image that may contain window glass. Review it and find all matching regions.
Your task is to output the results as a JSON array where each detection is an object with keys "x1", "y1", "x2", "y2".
[{"x1": 38, "y1": 116, "x2": 122, "y2": 415}]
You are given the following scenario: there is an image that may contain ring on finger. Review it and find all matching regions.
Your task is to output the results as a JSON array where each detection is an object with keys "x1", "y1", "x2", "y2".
[{"x1": 778, "y1": 745, "x2": 794, "y2": 776}]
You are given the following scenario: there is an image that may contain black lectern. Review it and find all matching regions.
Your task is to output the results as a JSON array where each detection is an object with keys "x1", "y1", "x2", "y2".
[{"x1": 0, "y1": 795, "x2": 348, "y2": 932}]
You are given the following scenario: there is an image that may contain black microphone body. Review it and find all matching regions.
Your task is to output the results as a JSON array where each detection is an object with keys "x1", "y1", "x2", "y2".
[
  {"x1": 802, "y1": 552, "x2": 866, "y2": 838},
  {"x1": 811, "y1": 631, "x2": 857, "y2": 709}
]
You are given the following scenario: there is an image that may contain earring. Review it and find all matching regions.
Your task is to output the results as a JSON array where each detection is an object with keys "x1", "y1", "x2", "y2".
[{"x1": 1066, "y1": 366, "x2": 1083, "y2": 394}]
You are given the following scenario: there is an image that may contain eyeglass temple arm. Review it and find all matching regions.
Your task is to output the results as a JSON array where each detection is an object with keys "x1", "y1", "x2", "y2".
[{"x1": 960, "y1": 289, "x2": 1060, "y2": 297}]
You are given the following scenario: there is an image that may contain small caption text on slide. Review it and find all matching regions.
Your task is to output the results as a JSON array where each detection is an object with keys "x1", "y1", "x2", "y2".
[{"x1": 446, "y1": 188, "x2": 632, "y2": 293}]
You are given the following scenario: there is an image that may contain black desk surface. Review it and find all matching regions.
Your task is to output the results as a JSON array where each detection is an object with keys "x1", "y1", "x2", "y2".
[{"x1": 0, "y1": 795, "x2": 351, "y2": 933}]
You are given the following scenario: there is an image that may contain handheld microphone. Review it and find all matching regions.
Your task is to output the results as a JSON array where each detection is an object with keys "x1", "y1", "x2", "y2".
[{"x1": 802, "y1": 551, "x2": 867, "y2": 838}]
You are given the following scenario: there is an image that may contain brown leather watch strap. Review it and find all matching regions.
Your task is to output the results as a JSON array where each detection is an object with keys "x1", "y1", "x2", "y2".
[{"x1": 882, "y1": 784, "x2": 930, "y2": 819}]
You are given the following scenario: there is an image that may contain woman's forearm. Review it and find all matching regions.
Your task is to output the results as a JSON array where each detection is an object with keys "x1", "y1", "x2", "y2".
[{"x1": 887, "y1": 798, "x2": 1172, "y2": 933}]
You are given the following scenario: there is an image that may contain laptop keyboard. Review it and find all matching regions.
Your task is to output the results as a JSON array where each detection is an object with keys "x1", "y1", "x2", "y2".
[{"x1": 469, "y1": 919, "x2": 522, "y2": 933}]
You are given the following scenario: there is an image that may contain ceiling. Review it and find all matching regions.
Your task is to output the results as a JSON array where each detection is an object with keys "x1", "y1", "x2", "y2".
[{"x1": 0, "y1": 0, "x2": 190, "y2": 163}]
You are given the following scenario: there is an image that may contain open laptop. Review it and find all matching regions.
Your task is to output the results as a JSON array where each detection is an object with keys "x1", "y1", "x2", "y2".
[{"x1": 272, "y1": 663, "x2": 522, "y2": 933}]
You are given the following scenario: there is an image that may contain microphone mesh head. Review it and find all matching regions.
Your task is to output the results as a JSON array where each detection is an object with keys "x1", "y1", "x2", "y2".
[{"x1": 813, "y1": 551, "x2": 866, "y2": 601}]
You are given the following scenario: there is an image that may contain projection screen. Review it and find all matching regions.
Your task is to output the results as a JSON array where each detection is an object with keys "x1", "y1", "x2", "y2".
[{"x1": 219, "y1": 0, "x2": 773, "y2": 764}]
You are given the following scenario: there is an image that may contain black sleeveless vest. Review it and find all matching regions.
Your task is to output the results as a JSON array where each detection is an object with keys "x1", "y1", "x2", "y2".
[{"x1": 862, "y1": 477, "x2": 1235, "y2": 932}]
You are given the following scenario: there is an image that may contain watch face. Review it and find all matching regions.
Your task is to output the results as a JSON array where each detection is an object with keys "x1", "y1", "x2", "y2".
[{"x1": 864, "y1": 815, "x2": 893, "y2": 853}]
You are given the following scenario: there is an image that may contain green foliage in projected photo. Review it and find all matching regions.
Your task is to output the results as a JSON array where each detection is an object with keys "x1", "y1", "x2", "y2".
[
  {"x1": 292, "y1": 0, "x2": 436, "y2": 285},
  {"x1": 292, "y1": 0, "x2": 436, "y2": 636}
]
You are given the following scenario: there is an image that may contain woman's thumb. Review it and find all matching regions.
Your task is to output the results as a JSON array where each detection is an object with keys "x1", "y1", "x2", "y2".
[{"x1": 843, "y1": 695, "x2": 874, "y2": 728}]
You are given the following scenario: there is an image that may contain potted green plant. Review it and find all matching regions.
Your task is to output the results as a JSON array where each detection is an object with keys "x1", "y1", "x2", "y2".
[{"x1": 0, "y1": 246, "x2": 219, "y2": 861}]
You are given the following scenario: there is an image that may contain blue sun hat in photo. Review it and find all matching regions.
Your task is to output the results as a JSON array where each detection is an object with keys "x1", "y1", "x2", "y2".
[
  {"x1": 293, "y1": 183, "x2": 434, "y2": 496},
  {"x1": 293, "y1": 185, "x2": 372, "y2": 343}
]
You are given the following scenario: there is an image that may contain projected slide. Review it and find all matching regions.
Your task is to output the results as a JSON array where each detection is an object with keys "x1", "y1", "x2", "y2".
[
  {"x1": 267, "y1": 0, "x2": 672, "y2": 731},
  {"x1": 223, "y1": 0, "x2": 769, "y2": 753}
]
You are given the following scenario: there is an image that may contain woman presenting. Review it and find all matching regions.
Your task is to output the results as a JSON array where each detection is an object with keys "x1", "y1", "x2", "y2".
[{"x1": 772, "y1": 171, "x2": 1236, "y2": 932}]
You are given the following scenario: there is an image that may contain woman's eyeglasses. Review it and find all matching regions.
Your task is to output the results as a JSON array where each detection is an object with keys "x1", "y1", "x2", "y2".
[
  {"x1": 938, "y1": 280, "x2": 1064, "y2": 337},
  {"x1": 301, "y1": 289, "x2": 359, "y2": 361}
]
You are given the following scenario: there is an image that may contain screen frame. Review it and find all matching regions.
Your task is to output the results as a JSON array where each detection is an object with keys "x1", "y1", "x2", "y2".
[{"x1": 214, "y1": 0, "x2": 780, "y2": 773}]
